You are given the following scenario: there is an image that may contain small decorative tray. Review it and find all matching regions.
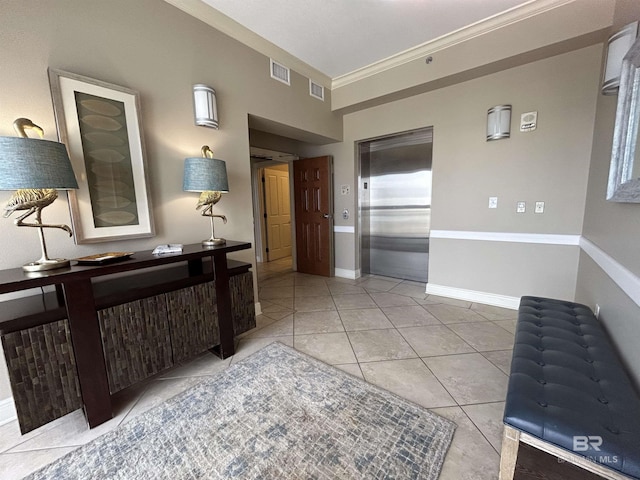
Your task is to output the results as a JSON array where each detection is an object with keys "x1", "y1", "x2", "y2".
[{"x1": 75, "y1": 252, "x2": 135, "y2": 265}]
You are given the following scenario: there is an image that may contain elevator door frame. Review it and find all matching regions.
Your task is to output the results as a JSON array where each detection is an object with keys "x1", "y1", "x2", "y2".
[{"x1": 358, "y1": 127, "x2": 433, "y2": 283}]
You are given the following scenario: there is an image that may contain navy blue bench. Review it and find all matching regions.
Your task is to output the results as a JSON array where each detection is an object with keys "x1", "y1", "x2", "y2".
[{"x1": 500, "y1": 296, "x2": 640, "y2": 480}]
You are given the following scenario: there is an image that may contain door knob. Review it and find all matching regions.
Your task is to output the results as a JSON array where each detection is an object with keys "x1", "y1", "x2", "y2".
[{"x1": 322, "y1": 213, "x2": 332, "y2": 219}]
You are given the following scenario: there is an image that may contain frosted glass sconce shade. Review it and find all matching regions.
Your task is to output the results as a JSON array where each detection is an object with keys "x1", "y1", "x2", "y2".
[
  {"x1": 602, "y1": 22, "x2": 638, "y2": 95},
  {"x1": 486, "y1": 105, "x2": 512, "y2": 141},
  {"x1": 193, "y1": 84, "x2": 219, "y2": 129}
]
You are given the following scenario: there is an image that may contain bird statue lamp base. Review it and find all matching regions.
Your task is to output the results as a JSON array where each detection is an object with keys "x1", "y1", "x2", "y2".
[
  {"x1": 1, "y1": 119, "x2": 76, "y2": 273},
  {"x1": 202, "y1": 215, "x2": 226, "y2": 247},
  {"x1": 23, "y1": 257, "x2": 71, "y2": 273},
  {"x1": 4, "y1": 188, "x2": 74, "y2": 272},
  {"x1": 194, "y1": 187, "x2": 227, "y2": 248},
  {"x1": 202, "y1": 238, "x2": 226, "y2": 247}
]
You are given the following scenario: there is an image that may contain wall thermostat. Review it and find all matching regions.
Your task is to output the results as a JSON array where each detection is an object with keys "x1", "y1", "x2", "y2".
[{"x1": 520, "y1": 111, "x2": 537, "y2": 132}]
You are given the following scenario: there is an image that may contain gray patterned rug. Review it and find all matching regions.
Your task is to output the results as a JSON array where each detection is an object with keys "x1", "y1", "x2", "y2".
[{"x1": 27, "y1": 342, "x2": 456, "y2": 479}]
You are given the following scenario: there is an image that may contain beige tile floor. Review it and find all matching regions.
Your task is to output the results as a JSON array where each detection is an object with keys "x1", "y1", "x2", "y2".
[{"x1": 0, "y1": 257, "x2": 516, "y2": 479}]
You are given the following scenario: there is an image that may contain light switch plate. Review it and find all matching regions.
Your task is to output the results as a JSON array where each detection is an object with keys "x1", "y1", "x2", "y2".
[
  {"x1": 535, "y1": 201, "x2": 545, "y2": 213},
  {"x1": 516, "y1": 201, "x2": 526, "y2": 213},
  {"x1": 488, "y1": 197, "x2": 498, "y2": 209}
]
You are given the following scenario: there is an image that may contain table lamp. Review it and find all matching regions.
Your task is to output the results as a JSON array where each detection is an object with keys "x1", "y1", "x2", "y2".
[
  {"x1": 0, "y1": 118, "x2": 78, "y2": 272},
  {"x1": 183, "y1": 145, "x2": 229, "y2": 247}
]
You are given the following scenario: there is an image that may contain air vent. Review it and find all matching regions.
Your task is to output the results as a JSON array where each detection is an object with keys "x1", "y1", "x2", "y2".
[
  {"x1": 270, "y1": 59, "x2": 290, "y2": 85},
  {"x1": 309, "y1": 80, "x2": 325, "y2": 101}
]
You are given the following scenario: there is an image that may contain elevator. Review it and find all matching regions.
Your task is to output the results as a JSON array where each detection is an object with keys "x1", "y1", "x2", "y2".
[{"x1": 360, "y1": 128, "x2": 433, "y2": 283}]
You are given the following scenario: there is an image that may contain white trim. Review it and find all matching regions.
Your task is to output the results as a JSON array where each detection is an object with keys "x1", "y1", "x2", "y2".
[
  {"x1": 334, "y1": 225, "x2": 355, "y2": 233},
  {"x1": 0, "y1": 397, "x2": 16, "y2": 427},
  {"x1": 254, "y1": 302, "x2": 262, "y2": 316},
  {"x1": 335, "y1": 268, "x2": 361, "y2": 280},
  {"x1": 332, "y1": 0, "x2": 572, "y2": 88},
  {"x1": 426, "y1": 283, "x2": 520, "y2": 309},
  {"x1": 425, "y1": 233, "x2": 640, "y2": 309},
  {"x1": 430, "y1": 230, "x2": 580, "y2": 245},
  {"x1": 580, "y1": 237, "x2": 640, "y2": 308}
]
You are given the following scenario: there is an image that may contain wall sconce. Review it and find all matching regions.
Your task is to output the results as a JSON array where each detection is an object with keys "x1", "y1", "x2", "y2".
[
  {"x1": 183, "y1": 146, "x2": 228, "y2": 246},
  {"x1": 486, "y1": 105, "x2": 511, "y2": 141},
  {"x1": 602, "y1": 22, "x2": 638, "y2": 95},
  {"x1": 0, "y1": 119, "x2": 78, "y2": 271},
  {"x1": 193, "y1": 84, "x2": 219, "y2": 129}
]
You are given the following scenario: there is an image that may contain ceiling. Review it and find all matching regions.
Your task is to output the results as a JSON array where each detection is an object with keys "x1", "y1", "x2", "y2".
[{"x1": 200, "y1": 0, "x2": 533, "y2": 79}]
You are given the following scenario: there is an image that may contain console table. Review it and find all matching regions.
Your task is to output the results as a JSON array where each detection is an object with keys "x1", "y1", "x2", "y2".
[{"x1": 0, "y1": 242, "x2": 253, "y2": 433}]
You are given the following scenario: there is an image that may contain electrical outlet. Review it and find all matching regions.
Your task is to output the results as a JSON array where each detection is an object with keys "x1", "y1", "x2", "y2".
[
  {"x1": 341, "y1": 184, "x2": 350, "y2": 195},
  {"x1": 516, "y1": 201, "x2": 526, "y2": 213},
  {"x1": 535, "y1": 201, "x2": 545, "y2": 213},
  {"x1": 488, "y1": 197, "x2": 498, "y2": 209}
]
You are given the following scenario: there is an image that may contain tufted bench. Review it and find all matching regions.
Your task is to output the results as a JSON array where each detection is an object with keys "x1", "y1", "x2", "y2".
[{"x1": 499, "y1": 296, "x2": 640, "y2": 480}]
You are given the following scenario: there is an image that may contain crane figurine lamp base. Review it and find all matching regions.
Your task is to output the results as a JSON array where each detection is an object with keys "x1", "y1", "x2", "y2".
[
  {"x1": 201, "y1": 211, "x2": 227, "y2": 247},
  {"x1": 202, "y1": 237, "x2": 226, "y2": 247},
  {"x1": 23, "y1": 258, "x2": 71, "y2": 272}
]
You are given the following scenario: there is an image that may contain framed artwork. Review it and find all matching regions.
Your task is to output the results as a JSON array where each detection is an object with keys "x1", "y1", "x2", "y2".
[{"x1": 48, "y1": 69, "x2": 155, "y2": 243}]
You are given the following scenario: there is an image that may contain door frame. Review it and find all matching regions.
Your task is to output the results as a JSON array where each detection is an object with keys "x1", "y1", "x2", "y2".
[
  {"x1": 250, "y1": 158, "x2": 296, "y2": 267},
  {"x1": 263, "y1": 164, "x2": 293, "y2": 261},
  {"x1": 357, "y1": 127, "x2": 433, "y2": 281}
]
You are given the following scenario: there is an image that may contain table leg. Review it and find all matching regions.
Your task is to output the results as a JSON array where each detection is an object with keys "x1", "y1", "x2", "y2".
[
  {"x1": 213, "y1": 254, "x2": 235, "y2": 358},
  {"x1": 188, "y1": 258, "x2": 203, "y2": 276},
  {"x1": 63, "y1": 279, "x2": 112, "y2": 428}
]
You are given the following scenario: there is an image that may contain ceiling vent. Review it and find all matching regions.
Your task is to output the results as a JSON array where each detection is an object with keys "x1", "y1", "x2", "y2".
[
  {"x1": 309, "y1": 80, "x2": 325, "y2": 101},
  {"x1": 270, "y1": 59, "x2": 290, "y2": 85}
]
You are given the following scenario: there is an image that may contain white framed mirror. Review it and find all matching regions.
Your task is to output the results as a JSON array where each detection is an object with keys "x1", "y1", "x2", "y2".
[{"x1": 608, "y1": 36, "x2": 640, "y2": 202}]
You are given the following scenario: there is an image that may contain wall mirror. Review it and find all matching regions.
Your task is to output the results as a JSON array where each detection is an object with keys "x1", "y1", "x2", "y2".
[{"x1": 608, "y1": 36, "x2": 640, "y2": 202}]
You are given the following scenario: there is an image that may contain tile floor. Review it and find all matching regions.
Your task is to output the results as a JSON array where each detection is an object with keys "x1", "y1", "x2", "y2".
[{"x1": 0, "y1": 257, "x2": 516, "y2": 479}]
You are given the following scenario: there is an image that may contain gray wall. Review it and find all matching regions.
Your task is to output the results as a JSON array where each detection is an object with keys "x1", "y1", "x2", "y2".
[
  {"x1": 309, "y1": 45, "x2": 601, "y2": 305},
  {"x1": 576, "y1": 0, "x2": 640, "y2": 387},
  {"x1": 0, "y1": 0, "x2": 341, "y2": 402}
]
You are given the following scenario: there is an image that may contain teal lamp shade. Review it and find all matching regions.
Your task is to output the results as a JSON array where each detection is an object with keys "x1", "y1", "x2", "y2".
[
  {"x1": 0, "y1": 137, "x2": 78, "y2": 189},
  {"x1": 183, "y1": 157, "x2": 228, "y2": 192}
]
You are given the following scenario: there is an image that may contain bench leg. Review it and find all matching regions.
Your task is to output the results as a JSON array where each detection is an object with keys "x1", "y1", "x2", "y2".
[{"x1": 499, "y1": 425, "x2": 520, "y2": 480}]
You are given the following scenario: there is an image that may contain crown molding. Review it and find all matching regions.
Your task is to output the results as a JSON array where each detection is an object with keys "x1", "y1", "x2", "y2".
[
  {"x1": 163, "y1": 0, "x2": 332, "y2": 88},
  {"x1": 332, "y1": 0, "x2": 576, "y2": 89}
]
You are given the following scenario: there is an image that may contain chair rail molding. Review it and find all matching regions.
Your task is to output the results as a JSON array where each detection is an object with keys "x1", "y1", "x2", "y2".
[
  {"x1": 580, "y1": 237, "x2": 640, "y2": 308},
  {"x1": 430, "y1": 230, "x2": 581, "y2": 245}
]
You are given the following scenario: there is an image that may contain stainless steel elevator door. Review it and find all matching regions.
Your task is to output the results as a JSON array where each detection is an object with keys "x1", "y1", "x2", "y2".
[{"x1": 360, "y1": 128, "x2": 432, "y2": 283}]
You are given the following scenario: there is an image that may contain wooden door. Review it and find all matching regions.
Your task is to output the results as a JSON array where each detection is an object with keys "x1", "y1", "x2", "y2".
[
  {"x1": 293, "y1": 156, "x2": 333, "y2": 276},
  {"x1": 263, "y1": 166, "x2": 292, "y2": 261}
]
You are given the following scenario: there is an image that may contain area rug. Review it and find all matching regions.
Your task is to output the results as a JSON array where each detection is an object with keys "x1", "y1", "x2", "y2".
[{"x1": 27, "y1": 342, "x2": 456, "y2": 479}]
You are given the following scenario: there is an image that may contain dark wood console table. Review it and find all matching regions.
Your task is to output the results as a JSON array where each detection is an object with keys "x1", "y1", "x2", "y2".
[{"x1": 0, "y1": 241, "x2": 251, "y2": 431}]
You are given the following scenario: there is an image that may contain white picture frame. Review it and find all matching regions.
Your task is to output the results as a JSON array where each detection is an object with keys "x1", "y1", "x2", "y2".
[{"x1": 48, "y1": 69, "x2": 155, "y2": 243}]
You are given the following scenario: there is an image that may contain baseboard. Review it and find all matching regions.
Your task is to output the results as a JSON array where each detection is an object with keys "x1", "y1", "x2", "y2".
[
  {"x1": 426, "y1": 283, "x2": 519, "y2": 309},
  {"x1": 0, "y1": 397, "x2": 16, "y2": 427},
  {"x1": 334, "y1": 268, "x2": 361, "y2": 279},
  {"x1": 254, "y1": 302, "x2": 262, "y2": 316}
]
